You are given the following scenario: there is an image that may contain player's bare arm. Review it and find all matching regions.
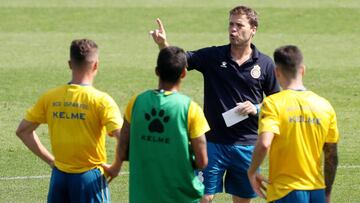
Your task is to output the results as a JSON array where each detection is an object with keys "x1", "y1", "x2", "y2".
[
  {"x1": 190, "y1": 135, "x2": 208, "y2": 170},
  {"x1": 323, "y1": 143, "x2": 338, "y2": 203},
  {"x1": 247, "y1": 131, "x2": 274, "y2": 198},
  {"x1": 102, "y1": 128, "x2": 122, "y2": 183},
  {"x1": 118, "y1": 119, "x2": 131, "y2": 161},
  {"x1": 15, "y1": 119, "x2": 54, "y2": 168},
  {"x1": 150, "y1": 18, "x2": 169, "y2": 49}
]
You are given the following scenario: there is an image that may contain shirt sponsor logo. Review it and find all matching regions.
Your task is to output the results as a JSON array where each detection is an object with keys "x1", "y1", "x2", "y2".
[
  {"x1": 251, "y1": 65, "x2": 261, "y2": 79},
  {"x1": 288, "y1": 115, "x2": 321, "y2": 125},
  {"x1": 53, "y1": 112, "x2": 86, "y2": 120},
  {"x1": 52, "y1": 101, "x2": 88, "y2": 110},
  {"x1": 52, "y1": 101, "x2": 88, "y2": 120}
]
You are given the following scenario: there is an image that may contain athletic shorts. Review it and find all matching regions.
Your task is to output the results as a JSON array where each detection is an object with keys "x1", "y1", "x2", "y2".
[
  {"x1": 47, "y1": 167, "x2": 110, "y2": 203},
  {"x1": 202, "y1": 142, "x2": 256, "y2": 198},
  {"x1": 271, "y1": 189, "x2": 325, "y2": 203}
]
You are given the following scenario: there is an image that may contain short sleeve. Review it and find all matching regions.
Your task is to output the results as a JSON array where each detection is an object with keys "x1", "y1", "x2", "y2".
[
  {"x1": 259, "y1": 97, "x2": 280, "y2": 135},
  {"x1": 186, "y1": 50, "x2": 205, "y2": 72},
  {"x1": 326, "y1": 108, "x2": 340, "y2": 143},
  {"x1": 124, "y1": 95, "x2": 138, "y2": 123},
  {"x1": 99, "y1": 94, "x2": 123, "y2": 134},
  {"x1": 25, "y1": 94, "x2": 47, "y2": 124},
  {"x1": 263, "y1": 60, "x2": 280, "y2": 96},
  {"x1": 187, "y1": 101, "x2": 210, "y2": 139}
]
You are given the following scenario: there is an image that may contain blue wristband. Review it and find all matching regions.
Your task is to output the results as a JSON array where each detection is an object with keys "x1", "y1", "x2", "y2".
[{"x1": 255, "y1": 104, "x2": 260, "y2": 116}]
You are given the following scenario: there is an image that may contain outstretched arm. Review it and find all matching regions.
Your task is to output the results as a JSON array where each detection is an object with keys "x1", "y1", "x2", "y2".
[
  {"x1": 15, "y1": 119, "x2": 54, "y2": 168},
  {"x1": 323, "y1": 143, "x2": 338, "y2": 203},
  {"x1": 190, "y1": 135, "x2": 208, "y2": 170},
  {"x1": 150, "y1": 18, "x2": 170, "y2": 49}
]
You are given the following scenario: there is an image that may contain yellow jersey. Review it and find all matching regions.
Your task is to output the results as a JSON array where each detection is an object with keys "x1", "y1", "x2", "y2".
[
  {"x1": 25, "y1": 84, "x2": 122, "y2": 173},
  {"x1": 259, "y1": 89, "x2": 339, "y2": 202}
]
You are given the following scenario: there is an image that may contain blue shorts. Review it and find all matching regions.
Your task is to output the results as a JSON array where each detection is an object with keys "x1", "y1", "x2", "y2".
[
  {"x1": 202, "y1": 142, "x2": 256, "y2": 198},
  {"x1": 47, "y1": 167, "x2": 110, "y2": 203},
  {"x1": 271, "y1": 189, "x2": 325, "y2": 203}
]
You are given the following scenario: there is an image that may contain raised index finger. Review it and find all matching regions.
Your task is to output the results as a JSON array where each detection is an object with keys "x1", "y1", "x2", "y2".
[{"x1": 156, "y1": 18, "x2": 165, "y2": 32}]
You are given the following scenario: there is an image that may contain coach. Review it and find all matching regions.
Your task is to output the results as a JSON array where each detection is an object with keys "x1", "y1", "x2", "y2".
[{"x1": 151, "y1": 5, "x2": 279, "y2": 203}]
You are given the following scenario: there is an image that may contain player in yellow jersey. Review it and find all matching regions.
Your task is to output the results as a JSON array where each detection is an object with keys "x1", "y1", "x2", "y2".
[
  {"x1": 16, "y1": 39, "x2": 123, "y2": 203},
  {"x1": 247, "y1": 45, "x2": 339, "y2": 203}
]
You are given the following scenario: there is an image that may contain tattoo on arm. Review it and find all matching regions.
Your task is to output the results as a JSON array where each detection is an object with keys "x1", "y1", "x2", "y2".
[{"x1": 323, "y1": 143, "x2": 338, "y2": 195}]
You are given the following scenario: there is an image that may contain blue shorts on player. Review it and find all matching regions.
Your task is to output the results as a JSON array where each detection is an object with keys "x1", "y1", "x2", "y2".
[
  {"x1": 202, "y1": 142, "x2": 256, "y2": 198},
  {"x1": 47, "y1": 167, "x2": 110, "y2": 203},
  {"x1": 271, "y1": 189, "x2": 325, "y2": 203}
]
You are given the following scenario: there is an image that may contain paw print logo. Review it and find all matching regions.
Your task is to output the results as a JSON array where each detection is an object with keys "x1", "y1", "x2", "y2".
[{"x1": 145, "y1": 108, "x2": 170, "y2": 133}]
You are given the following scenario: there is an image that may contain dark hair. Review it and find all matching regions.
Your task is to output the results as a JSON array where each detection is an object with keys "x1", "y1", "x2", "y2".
[
  {"x1": 273, "y1": 45, "x2": 303, "y2": 78},
  {"x1": 229, "y1": 6, "x2": 258, "y2": 28},
  {"x1": 156, "y1": 46, "x2": 187, "y2": 84},
  {"x1": 70, "y1": 39, "x2": 98, "y2": 66}
]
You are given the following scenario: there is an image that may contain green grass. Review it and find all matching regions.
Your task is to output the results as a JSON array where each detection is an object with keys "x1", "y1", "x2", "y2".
[{"x1": 0, "y1": 0, "x2": 359, "y2": 202}]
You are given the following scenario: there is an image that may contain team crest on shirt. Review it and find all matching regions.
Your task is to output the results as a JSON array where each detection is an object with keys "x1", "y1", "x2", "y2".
[{"x1": 250, "y1": 65, "x2": 261, "y2": 79}]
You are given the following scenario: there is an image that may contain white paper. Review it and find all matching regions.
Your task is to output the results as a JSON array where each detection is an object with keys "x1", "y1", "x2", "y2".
[{"x1": 222, "y1": 105, "x2": 249, "y2": 127}]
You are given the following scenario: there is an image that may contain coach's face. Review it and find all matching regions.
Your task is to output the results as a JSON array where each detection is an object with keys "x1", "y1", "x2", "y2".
[{"x1": 228, "y1": 14, "x2": 256, "y2": 47}]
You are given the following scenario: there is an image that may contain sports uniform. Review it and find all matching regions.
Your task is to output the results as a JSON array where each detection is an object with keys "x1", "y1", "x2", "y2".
[
  {"x1": 125, "y1": 90, "x2": 210, "y2": 203},
  {"x1": 259, "y1": 89, "x2": 339, "y2": 202},
  {"x1": 186, "y1": 44, "x2": 279, "y2": 197},
  {"x1": 25, "y1": 84, "x2": 122, "y2": 202}
]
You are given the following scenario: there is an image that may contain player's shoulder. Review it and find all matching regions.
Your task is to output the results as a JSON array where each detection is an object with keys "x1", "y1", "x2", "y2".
[
  {"x1": 189, "y1": 100, "x2": 202, "y2": 111},
  {"x1": 137, "y1": 89, "x2": 152, "y2": 97},
  {"x1": 85, "y1": 87, "x2": 118, "y2": 107},
  {"x1": 133, "y1": 90, "x2": 154, "y2": 103},
  {"x1": 176, "y1": 91, "x2": 191, "y2": 99},
  {"x1": 307, "y1": 91, "x2": 334, "y2": 110},
  {"x1": 264, "y1": 90, "x2": 285, "y2": 101},
  {"x1": 175, "y1": 92, "x2": 194, "y2": 107},
  {"x1": 133, "y1": 89, "x2": 164, "y2": 105},
  {"x1": 86, "y1": 86, "x2": 109, "y2": 98},
  {"x1": 41, "y1": 85, "x2": 67, "y2": 97}
]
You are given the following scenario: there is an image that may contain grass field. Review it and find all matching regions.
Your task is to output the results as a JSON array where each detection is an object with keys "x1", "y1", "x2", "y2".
[{"x1": 0, "y1": 0, "x2": 359, "y2": 202}]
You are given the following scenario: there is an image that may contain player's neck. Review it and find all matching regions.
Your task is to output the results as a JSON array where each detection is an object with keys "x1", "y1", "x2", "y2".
[
  {"x1": 282, "y1": 80, "x2": 305, "y2": 91},
  {"x1": 70, "y1": 74, "x2": 93, "y2": 86},
  {"x1": 158, "y1": 81, "x2": 180, "y2": 92}
]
